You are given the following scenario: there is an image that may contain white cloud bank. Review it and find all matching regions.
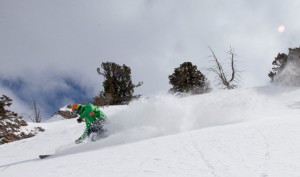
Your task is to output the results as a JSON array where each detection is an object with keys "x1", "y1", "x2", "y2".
[{"x1": 0, "y1": 0, "x2": 300, "y2": 117}]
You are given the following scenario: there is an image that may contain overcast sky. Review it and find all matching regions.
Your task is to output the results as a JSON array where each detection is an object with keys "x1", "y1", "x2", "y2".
[{"x1": 1, "y1": 0, "x2": 299, "y2": 119}]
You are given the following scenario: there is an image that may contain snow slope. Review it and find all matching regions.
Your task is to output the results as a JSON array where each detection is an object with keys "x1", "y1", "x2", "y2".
[{"x1": 1, "y1": 85, "x2": 300, "y2": 177}]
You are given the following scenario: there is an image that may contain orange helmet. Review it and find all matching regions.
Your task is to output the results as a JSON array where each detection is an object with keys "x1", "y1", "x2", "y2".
[{"x1": 71, "y1": 104, "x2": 81, "y2": 112}]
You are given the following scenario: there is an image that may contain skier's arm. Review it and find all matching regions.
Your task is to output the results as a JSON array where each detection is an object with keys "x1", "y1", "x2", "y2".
[
  {"x1": 95, "y1": 108, "x2": 106, "y2": 120},
  {"x1": 78, "y1": 105, "x2": 92, "y2": 120}
]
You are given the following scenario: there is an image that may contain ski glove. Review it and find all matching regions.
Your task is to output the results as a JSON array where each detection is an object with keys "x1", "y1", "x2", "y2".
[{"x1": 77, "y1": 118, "x2": 83, "y2": 123}]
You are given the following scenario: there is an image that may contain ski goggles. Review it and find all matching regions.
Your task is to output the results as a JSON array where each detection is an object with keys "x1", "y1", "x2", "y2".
[{"x1": 73, "y1": 109, "x2": 78, "y2": 115}]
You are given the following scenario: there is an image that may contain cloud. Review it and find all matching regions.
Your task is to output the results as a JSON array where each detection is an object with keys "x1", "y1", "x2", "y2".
[
  {"x1": 0, "y1": 74, "x2": 92, "y2": 118},
  {"x1": 0, "y1": 0, "x2": 300, "y2": 118},
  {"x1": 0, "y1": 85, "x2": 31, "y2": 120}
]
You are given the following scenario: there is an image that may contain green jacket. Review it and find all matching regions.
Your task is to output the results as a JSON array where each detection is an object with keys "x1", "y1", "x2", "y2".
[{"x1": 78, "y1": 104, "x2": 106, "y2": 140}]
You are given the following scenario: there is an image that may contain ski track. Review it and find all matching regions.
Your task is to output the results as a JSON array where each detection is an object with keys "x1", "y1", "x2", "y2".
[
  {"x1": 189, "y1": 133, "x2": 218, "y2": 177},
  {"x1": 256, "y1": 127, "x2": 271, "y2": 177}
]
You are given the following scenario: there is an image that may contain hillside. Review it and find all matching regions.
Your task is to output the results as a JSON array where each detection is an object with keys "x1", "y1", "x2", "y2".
[{"x1": 1, "y1": 85, "x2": 300, "y2": 177}]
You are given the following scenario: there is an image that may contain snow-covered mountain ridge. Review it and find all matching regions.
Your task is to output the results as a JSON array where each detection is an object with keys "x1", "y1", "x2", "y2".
[{"x1": 1, "y1": 85, "x2": 300, "y2": 177}]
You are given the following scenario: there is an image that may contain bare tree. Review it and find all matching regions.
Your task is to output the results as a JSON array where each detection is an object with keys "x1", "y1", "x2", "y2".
[
  {"x1": 208, "y1": 47, "x2": 240, "y2": 89},
  {"x1": 30, "y1": 97, "x2": 42, "y2": 123}
]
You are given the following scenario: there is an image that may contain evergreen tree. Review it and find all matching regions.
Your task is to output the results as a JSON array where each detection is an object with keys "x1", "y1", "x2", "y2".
[
  {"x1": 268, "y1": 47, "x2": 300, "y2": 86},
  {"x1": 268, "y1": 53, "x2": 288, "y2": 82},
  {"x1": 0, "y1": 95, "x2": 35, "y2": 144},
  {"x1": 0, "y1": 95, "x2": 19, "y2": 120},
  {"x1": 169, "y1": 62, "x2": 211, "y2": 95},
  {"x1": 93, "y1": 62, "x2": 142, "y2": 105}
]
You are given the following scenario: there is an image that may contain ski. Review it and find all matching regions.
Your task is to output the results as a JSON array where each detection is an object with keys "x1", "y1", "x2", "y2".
[{"x1": 39, "y1": 155, "x2": 52, "y2": 159}]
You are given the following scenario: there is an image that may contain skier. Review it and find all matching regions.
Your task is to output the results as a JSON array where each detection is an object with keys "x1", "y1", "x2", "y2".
[{"x1": 71, "y1": 103, "x2": 106, "y2": 144}]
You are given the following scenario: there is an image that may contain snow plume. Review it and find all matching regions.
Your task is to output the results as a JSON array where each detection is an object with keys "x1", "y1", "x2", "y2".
[
  {"x1": 54, "y1": 86, "x2": 293, "y2": 157},
  {"x1": 274, "y1": 61, "x2": 300, "y2": 86},
  {"x1": 102, "y1": 88, "x2": 283, "y2": 146},
  {"x1": 273, "y1": 47, "x2": 300, "y2": 86}
]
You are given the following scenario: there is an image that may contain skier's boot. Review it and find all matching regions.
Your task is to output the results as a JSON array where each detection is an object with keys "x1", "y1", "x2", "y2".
[
  {"x1": 90, "y1": 133, "x2": 98, "y2": 142},
  {"x1": 75, "y1": 138, "x2": 83, "y2": 144}
]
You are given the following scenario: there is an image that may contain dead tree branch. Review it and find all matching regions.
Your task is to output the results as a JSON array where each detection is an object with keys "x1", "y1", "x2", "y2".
[
  {"x1": 30, "y1": 97, "x2": 41, "y2": 123},
  {"x1": 208, "y1": 47, "x2": 240, "y2": 89}
]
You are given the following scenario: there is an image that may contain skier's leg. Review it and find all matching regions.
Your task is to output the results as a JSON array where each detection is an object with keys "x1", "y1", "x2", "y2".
[
  {"x1": 75, "y1": 128, "x2": 89, "y2": 144},
  {"x1": 88, "y1": 120, "x2": 105, "y2": 141}
]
